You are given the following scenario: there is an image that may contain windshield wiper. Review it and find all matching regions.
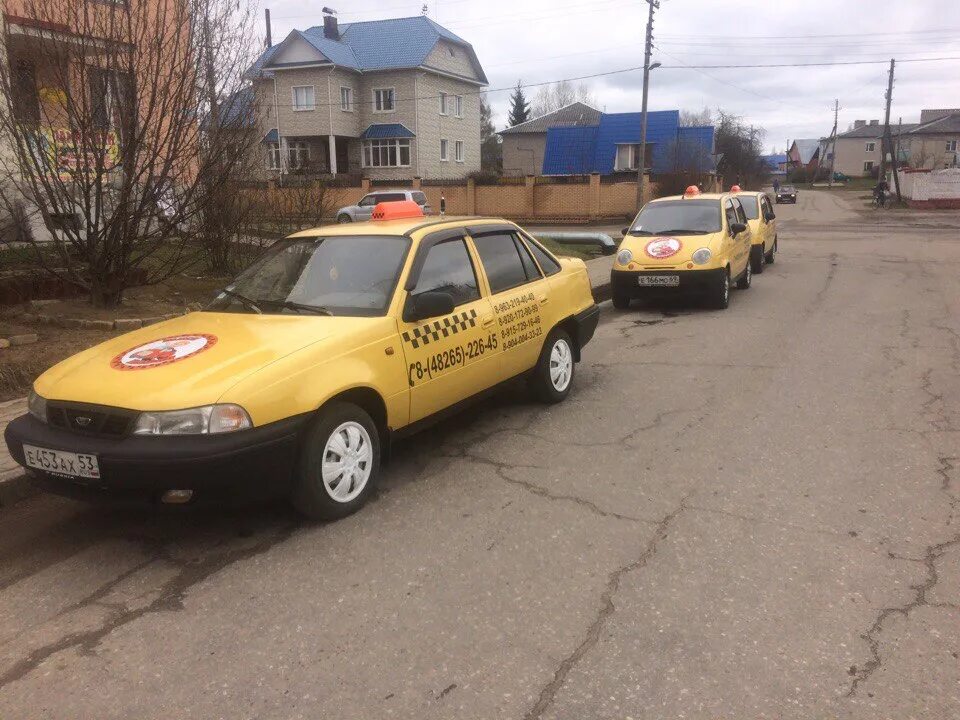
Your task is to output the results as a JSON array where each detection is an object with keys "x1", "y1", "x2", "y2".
[
  {"x1": 626, "y1": 229, "x2": 655, "y2": 235},
  {"x1": 656, "y1": 229, "x2": 710, "y2": 235},
  {"x1": 219, "y1": 288, "x2": 262, "y2": 314},
  {"x1": 260, "y1": 299, "x2": 333, "y2": 316}
]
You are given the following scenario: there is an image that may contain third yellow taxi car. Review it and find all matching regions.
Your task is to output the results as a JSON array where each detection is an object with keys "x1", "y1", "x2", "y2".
[
  {"x1": 612, "y1": 187, "x2": 753, "y2": 309},
  {"x1": 5, "y1": 202, "x2": 599, "y2": 520},
  {"x1": 732, "y1": 189, "x2": 778, "y2": 274}
]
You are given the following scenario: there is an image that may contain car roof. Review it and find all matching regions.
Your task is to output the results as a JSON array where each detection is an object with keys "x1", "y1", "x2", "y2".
[
  {"x1": 648, "y1": 192, "x2": 730, "y2": 203},
  {"x1": 732, "y1": 190, "x2": 766, "y2": 197},
  {"x1": 363, "y1": 188, "x2": 418, "y2": 194},
  {"x1": 287, "y1": 216, "x2": 510, "y2": 238}
]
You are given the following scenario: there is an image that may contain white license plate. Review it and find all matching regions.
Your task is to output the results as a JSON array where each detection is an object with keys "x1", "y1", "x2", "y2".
[
  {"x1": 638, "y1": 275, "x2": 680, "y2": 287},
  {"x1": 23, "y1": 444, "x2": 100, "y2": 479}
]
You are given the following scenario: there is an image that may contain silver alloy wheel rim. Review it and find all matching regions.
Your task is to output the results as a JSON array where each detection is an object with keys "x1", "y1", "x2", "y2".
[
  {"x1": 746, "y1": 262, "x2": 751, "y2": 284},
  {"x1": 723, "y1": 273, "x2": 730, "y2": 302},
  {"x1": 322, "y1": 421, "x2": 373, "y2": 503},
  {"x1": 549, "y1": 338, "x2": 573, "y2": 392}
]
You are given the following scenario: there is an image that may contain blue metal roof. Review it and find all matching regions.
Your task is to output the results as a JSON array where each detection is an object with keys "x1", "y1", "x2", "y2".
[
  {"x1": 542, "y1": 126, "x2": 599, "y2": 175},
  {"x1": 360, "y1": 123, "x2": 415, "y2": 139},
  {"x1": 540, "y1": 110, "x2": 715, "y2": 175},
  {"x1": 249, "y1": 16, "x2": 487, "y2": 83}
]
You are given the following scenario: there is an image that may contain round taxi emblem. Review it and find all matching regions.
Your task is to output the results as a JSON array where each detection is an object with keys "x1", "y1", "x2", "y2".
[
  {"x1": 645, "y1": 237, "x2": 682, "y2": 259},
  {"x1": 110, "y1": 334, "x2": 217, "y2": 371}
]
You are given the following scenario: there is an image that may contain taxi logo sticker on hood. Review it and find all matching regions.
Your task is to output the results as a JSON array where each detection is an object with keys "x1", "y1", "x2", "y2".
[
  {"x1": 110, "y1": 334, "x2": 217, "y2": 371},
  {"x1": 645, "y1": 237, "x2": 682, "y2": 259}
]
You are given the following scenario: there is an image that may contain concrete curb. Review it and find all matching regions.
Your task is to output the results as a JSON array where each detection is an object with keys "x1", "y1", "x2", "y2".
[{"x1": 0, "y1": 257, "x2": 615, "y2": 510}]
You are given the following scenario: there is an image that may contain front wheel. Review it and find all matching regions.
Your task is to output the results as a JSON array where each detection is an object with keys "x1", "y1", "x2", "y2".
[
  {"x1": 750, "y1": 245, "x2": 765, "y2": 274},
  {"x1": 612, "y1": 287, "x2": 632, "y2": 310},
  {"x1": 736, "y1": 259, "x2": 752, "y2": 289},
  {"x1": 291, "y1": 401, "x2": 380, "y2": 521},
  {"x1": 708, "y1": 269, "x2": 730, "y2": 309},
  {"x1": 530, "y1": 329, "x2": 576, "y2": 403}
]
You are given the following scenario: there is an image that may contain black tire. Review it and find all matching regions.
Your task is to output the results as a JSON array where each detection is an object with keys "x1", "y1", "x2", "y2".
[
  {"x1": 750, "y1": 245, "x2": 765, "y2": 275},
  {"x1": 612, "y1": 287, "x2": 631, "y2": 309},
  {"x1": 337, "y1": 214, "x2": 352, "y2": 223},
  {"x1": 736, "y1": 259, "x2": 752, "y2": 289},
  {"x1": 291, "y1": 401, "x2": 380, "y2": 521},
  {"x1": 529, "y1": 328, "x2": 576, "y2": 403},
  {"x1": 765, "y1": 236, "x2": 777, "y2": 264},
  {"x1": 708, "y1": 268, "x2": 731, "y2": 309}
]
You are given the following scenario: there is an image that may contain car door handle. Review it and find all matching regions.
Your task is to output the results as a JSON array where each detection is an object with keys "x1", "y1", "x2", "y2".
[
  {"x1": 539, "y1": 294, "x2": 549, "y2": 305},
  {"x1": 482, "y1": 315, "x2": 495, "y2": 327}
]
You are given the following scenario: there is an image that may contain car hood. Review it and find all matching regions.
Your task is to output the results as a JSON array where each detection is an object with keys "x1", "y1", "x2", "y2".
[
  {"x1": 617, "y1": 231, "x2": 726, "y2": 266},
  {"x1": 34, "y1": 311, "x2": 385, "y2": 411}
]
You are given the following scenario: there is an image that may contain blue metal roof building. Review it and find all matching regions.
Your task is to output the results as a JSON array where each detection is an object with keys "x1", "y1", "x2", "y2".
[{"x1": 540, "y1": 110, "x2": 715, "y2": 176}]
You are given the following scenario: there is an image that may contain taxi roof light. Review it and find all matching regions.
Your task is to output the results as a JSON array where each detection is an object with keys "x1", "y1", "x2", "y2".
[
  {"x1": 730, "y1": 184, "x2": 742, "y2": 192},
  {"x1": 371, "y1": 200, "x2": 424, "y2": 221},
  {"x1": 683, "y1": 185, "x2": 700, "y2": 197}
]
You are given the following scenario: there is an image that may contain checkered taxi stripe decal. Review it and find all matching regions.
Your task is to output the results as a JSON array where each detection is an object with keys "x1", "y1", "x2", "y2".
[{"x1": 402, "y1": 309, "x2": 478, "y2": 349}]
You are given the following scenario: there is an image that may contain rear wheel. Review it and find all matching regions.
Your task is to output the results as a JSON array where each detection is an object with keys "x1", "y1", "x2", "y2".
[
  {"x1": 291, "y1": 402, "x2": 380, "y2": 521},
  {"x1": 530, "y1": 329, "x2": 575, "y2": 403},
  {"x1": 337, "y1": 214, "x2": 352, "y2": 223},
  {"x1": 612, "y1": 287, "x2": 632, "y2": 309},
  {"x1": 750, "y1": 245, "x2": 765, "y2": 274},
  {"x1": 708, "y1": 268, "x2": 730, "y2": 309},
  {"x1": 765, "y1": 236, "x2": 777, "y2": 264},
  {"x1": 736, "y1": 259, "x2": 752, "y2": 289}
]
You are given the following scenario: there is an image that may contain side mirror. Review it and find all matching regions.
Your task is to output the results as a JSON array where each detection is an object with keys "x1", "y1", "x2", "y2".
[
  {"x1": 621, "y1": 227, "x2": 630, "y2": 236},
  {"x1": 764, "y1": 211, "x2": 776, "y2": 222},
  {"x1": 406, "y1": 290, "x2": 455, "y2": 322},
  {"x1": 730, "y1": 222, "x2": 747, "y2": 236}
]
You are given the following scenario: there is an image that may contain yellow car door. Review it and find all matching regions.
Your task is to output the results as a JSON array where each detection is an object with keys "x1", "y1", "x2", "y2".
[
  {"x1": 398, "y1": 229, "x2": 500, "y2": 423},
  {"x1": 466, "y1": 225, "x2": 554, "y2": 378},
  {"x1": 760, "y1": 194, "x2": 777, "y2": 252}
]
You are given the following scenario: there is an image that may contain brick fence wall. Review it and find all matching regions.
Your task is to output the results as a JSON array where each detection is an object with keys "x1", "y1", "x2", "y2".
[{"x1": 254, "y1": 174, "x2": 668, "y2": 223}]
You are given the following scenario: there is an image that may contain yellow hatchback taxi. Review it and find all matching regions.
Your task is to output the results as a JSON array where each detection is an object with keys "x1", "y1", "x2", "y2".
[
  {"x1": 731, "y1": 188, "x2": 778, "y2": 274},
  {"x1": 611, "y1": 187, "x2": 753, "y2": 309},
  {"x1": 5, "y1": 202, "x2": 599, "y2": 520}
]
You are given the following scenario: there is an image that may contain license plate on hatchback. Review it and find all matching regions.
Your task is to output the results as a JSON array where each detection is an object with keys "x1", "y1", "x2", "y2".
[
  {"x1": 638, "y1": 275, "x2": 680, "y2": 287},
  {"x1": 22, "y1": 444, "x2": 100, "y2": 479}
]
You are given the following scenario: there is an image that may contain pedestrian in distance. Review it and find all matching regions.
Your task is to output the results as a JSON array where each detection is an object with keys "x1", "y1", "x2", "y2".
[
  {"x1": 773, "y1": 178, "x2": 780, "y2": 193},
  {"x1": 873, "y1": 178, "x2": 890, "y2": 208}
]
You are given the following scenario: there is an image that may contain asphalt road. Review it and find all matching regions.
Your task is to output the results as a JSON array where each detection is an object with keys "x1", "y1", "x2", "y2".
[{"x1": 1, "y1": 191, "x2": 959, "y2": 719}]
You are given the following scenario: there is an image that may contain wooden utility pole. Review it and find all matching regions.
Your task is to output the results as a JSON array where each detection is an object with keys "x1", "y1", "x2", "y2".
[
  {"x1": 880, "y1": 59, "x2": 902, "y2": 202},
  {"x1": 636, "y1": 0, "x2": 659, "y2": 209}
]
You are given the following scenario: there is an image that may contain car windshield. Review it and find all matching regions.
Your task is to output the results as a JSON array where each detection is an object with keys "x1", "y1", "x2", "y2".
[
  {"x1": 207, "y1": 235, "x2": 411, "y2": 317},
  {"x1": 629, "y1": 199, "x2": 721, "y2": 235},
  {"x1": 737, "y1": 197, "x2": 760, "y2": 219},
  {"x1": 780, "y1": 186, "x2": 795, "y2": 192}
]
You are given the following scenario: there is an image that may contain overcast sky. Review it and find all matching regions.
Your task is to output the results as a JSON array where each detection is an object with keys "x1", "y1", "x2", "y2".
[{"x1": 263, "y1": 0, "x2": 960, "y2": 153}]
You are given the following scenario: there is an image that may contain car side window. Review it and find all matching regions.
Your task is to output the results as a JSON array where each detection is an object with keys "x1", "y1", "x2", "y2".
[
  {"x1": 379, "y1": 192, "x2": 406, "y2": 202},
  {"x1": 412, "y1": 191, "x2": 428, "y2": 206},
  {"x1": 514, "y1": 235, "x2": 542, "y2": 281},
  {"x1": 358, "y1": 194, "x2": 377, "y2": 207},
  {"x1": 472, "y1": 232, "x2": 539, "y2": 295},
  {"x1": 411, "y1": 238, "x2": 480, "y2": 306},
  {"x1": 724, "y1": 201, "x2": 738, "y2": 230},
  {"x1": 733, "y1": 199, "x2": 748, "y2": 224},
  {"x1": 762, "y1": 196, "x2": 773, "y2": 217},
  {"x1": 521, "y1": 234, "x2": 563, "y2": 276}
]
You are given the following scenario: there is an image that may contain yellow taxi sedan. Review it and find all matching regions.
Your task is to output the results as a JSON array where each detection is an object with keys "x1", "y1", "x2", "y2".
[
  {"x1": 5, "y1": 202, "x2": 599, "y2": 520},
  {"x1": 611, "y1": 188, "x2": 753, "y2": 309},
  {"x1": 732, "y1": 189, "x2": 778, "y2": 273}
]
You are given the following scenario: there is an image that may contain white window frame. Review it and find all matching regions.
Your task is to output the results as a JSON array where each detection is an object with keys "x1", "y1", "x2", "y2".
[
  {"x1": 864, "y1": 141, "x2": 876, "y2": 152},
  {"x1": 947, "y1": 140, "x2": 958, "y2": 153},
  {"x1": 361, "y1": 138, "x2": 411, "y2": 168},
  {"x1": 440, "y1": 138, "x2": 448, "y2": 162},
  {"x1": 439, "y1": 91, "x2": 448, "y2": 115},
  {"x1": 863, "y1": 160, "x2": 874, "y2": 173},
  {"x1": 291, "y1": 85, "x2": 315, "y2": 112},
  {"x1": 373, "y1": 87, "x2": 395, "y2": 113},
  {"x1": 266, "y1": 142, "x2": 281, "y2": 171},
  {"x1": 340, "y1": 86, "x2": 353, "y2": 112},
  {"x1": 287, "y1": 141, "x2": 310, "y2": 170},
  {"x1": 455, "y1": 140, "x2": 464, "y2": 163},
  {"x1": 454, "y1": 95, "x2": 463, "y2": 118},
  {"x1": 614, "y1": 143, "x2": 640, "y2": 171}
]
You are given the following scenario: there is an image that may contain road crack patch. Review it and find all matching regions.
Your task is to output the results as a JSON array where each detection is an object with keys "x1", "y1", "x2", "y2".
[{"x1": 521, "y1": 497, "x2": 689, "y2": 720}]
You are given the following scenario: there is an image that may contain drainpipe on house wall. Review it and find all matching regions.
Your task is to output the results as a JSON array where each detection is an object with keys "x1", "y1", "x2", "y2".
[
  {"x1": 327, "y1": 67, "x2": 336, "y2": 175},
  {"x1": 414, "y1": 72, "x2": 421, "y2": 179},
  {"x1": 273, "y1": 75, "x2": 284, "y2": 178}
]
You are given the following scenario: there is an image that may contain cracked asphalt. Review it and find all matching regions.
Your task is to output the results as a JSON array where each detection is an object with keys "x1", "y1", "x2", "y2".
[{"x1": 1, "y1": 190, "x2": 959, "y2": 719}]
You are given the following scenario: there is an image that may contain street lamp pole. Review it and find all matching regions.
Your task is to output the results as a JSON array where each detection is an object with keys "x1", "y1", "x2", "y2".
[{"x1": 636, "y1": 0, "x2": 659, "y2": 210}]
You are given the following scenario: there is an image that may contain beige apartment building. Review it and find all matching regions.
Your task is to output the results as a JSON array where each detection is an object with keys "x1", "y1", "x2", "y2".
[{"x1": 247, "y1": 12, "x2": 487, "y2": 181}]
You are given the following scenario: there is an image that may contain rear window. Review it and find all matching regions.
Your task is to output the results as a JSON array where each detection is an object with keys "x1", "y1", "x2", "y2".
[{"x1": 412, "y1": 192, "x2": 428, "y2": 206}]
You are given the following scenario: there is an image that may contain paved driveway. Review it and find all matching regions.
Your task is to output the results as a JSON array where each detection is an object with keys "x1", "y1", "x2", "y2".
[{"x1": 0, "y1": 193, "x2": 959, "y2": 719}]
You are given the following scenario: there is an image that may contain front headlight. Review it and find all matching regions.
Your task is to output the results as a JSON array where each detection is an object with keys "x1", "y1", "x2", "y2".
[
  {"x1": 617, "y1": 248, "x2": 633, "y2": 266},
  {"x1": 691, "y1": 247, "x2": 713, "y2": 265},
  {"x1": 133, "y1": 404, "x2": 252, "y2": 435},
  {"x1": 28, "y1": 390, "x2": 47, "y2": 423}
]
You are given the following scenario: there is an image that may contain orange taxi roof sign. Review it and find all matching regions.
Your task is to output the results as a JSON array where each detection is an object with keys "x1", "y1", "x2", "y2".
[
  {"x1": 730, "y1": 184, "x2": 742, "y2": 192},
  {"x1": 371, "y1": 200, "x2": 424, "y2": 221},
  {"x1": 684, "y1": 185, "x2": 700, "y2": 197}
]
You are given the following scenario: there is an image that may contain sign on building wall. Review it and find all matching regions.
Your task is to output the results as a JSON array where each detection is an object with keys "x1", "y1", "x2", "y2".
[{"x1": 30, "y1": 128, "x2": 120, "y2": 182}]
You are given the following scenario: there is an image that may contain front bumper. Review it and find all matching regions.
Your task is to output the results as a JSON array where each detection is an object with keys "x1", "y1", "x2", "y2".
[
  {"x1": 3, "y1": 413, "x2": 308, "y2": 504},
  {"x1": 611, "y1": 267, "x2": 724, "y2": 297},
  {"x1": 776, "y1": 195, "x2": 796, "y2": 203}
]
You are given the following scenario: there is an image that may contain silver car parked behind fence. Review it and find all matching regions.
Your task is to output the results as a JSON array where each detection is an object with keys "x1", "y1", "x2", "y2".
[{"x1": 335, "y1": 189, "x2": 433, "y2": 222}]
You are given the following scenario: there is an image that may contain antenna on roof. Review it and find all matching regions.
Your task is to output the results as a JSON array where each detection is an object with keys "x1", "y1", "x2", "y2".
[{"x1": 422, "y1": 4, "x2": 428, "y2": 14}]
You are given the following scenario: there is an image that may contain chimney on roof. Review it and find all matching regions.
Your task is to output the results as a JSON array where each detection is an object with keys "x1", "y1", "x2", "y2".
[
  {"x1": 322, "y1": 7, "x2": 339, "y2": 40},
  {"x1": 264, "y1": 8, "x2": 272, "y2": 48},
  {"x1": 869, "y1": 119, "x2": 879, "y2": 126},
  {"x1": 854, "y1": 120, "x2": 866, "y2": 129}
]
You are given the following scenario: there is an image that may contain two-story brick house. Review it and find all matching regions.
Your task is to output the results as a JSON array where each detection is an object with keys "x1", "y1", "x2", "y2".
[{"x1": 247, "y1": 12, "x2": 487, "y2": 181}]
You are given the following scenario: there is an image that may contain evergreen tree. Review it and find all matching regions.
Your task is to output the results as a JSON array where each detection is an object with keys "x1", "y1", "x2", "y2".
[
  {"x1": 507, "y1": 81, "x2": 530, "y2": 126},
  {"x1": 480, "y1": 95, "x2": 502, "y2": 172}
]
